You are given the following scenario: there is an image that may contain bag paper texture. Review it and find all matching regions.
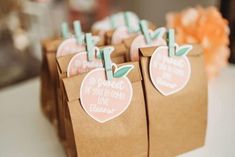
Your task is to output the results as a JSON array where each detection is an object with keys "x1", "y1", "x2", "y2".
[{"x1": 139, "y1": 45, "x2": 208, "y2": 157}]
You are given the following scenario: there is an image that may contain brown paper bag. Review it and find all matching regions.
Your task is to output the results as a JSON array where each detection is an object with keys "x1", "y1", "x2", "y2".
[
  {"x1": 56, "y1": 45, "x2": 128, "y2": 156},
  {"x1": 139, "y1": 45, "x2": 208, "y2": 157},
  {"x1": 41, "y1": 35, "x2": 105, "y2": 137},
  {"x1": 62, "y1": 62, "x2": 148, "y2": 157}
]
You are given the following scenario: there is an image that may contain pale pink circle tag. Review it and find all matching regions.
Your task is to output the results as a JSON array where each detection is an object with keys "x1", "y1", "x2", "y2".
[
  {"x1": 149, "y1": 46, "x2": 191, "y2": 96},
  {"x1": 111, "y1": 26, "x2": 136, "y2": 45},
  {"x1": 67, "y1": 51, "x2": 103, "y2": 77},
  {"x1": 56, "y1": 38, "x2": 85, "y2": 57},
  {"x1": 80, "y1": 68, "x2": 133, "y2": 123},
  {"x1": 130, "y1": 35, "x2": 166, "y2": 61}
]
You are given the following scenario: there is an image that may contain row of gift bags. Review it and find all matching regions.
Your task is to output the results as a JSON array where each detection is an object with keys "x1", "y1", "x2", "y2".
[{"x1": 40, "y1": 12, "x2": 207, "y2": 157}]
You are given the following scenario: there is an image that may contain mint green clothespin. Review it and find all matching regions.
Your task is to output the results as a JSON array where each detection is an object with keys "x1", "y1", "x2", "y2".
[
  {"x1": 139, "y1": 20, "x2": 152, "y2": 44},
  {"x1": 61, "y1": 22, "x2": 70, "y2": 39},
  {"x1": 73, "y1": 20, "x2": 83, "y2": 44},
  {"x1": 124, "y1": 11, "x2": 133, "y2": 33},
  {"x1": 101, "y1": 47, "x2": 114, "y2": 81},
  {"x1": 110, "y1": 15, "x2": 116, "y2": 29},
  {"x1": 167, "y1": 29, "x2": 175, "y2": 57},
  {"x1": 85, "y1": 33, "x2": 94, "y2": 62}
]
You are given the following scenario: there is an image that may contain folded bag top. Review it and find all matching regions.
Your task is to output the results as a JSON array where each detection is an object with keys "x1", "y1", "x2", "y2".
[
  {"x1": 63, "y1": 61, "x2": 142, "y2": 102},
  {"x1": 140, "y1": 44, "x2": 203, "y2": 57},
  {"x1": 56, "y1": 43, "x2": 127, "y2": 75}
]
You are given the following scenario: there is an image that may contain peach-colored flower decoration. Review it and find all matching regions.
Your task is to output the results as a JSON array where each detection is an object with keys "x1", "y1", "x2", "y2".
[{"x1": 166, "y1": 6, "x2": 230, "y2": 80}]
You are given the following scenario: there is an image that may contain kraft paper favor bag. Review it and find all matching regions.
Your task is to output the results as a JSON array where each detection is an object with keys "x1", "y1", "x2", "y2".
[
  {"x1": 139, "y1": 45, "x2": 207, "y2": 157},
  {"x1": 56, "y1": 46, "x2": 128, "y2": 156},
  {"x1": 41, "y1": 34, "x2": 106, "y2": 140},
  {"x1": 62, "y1": 62, "x2": 148, "y2": 157}
]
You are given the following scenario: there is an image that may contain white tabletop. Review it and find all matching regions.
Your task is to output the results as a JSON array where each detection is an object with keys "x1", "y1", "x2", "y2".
[{"x1": 1, "y1": 65, "x2": 235, "y2": 157}]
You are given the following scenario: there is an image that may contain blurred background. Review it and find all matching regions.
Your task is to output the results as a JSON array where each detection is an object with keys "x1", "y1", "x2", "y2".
[
  {"x1": 1, "y1": 1, "x2": 235, "y2": 157},
  {"x1": 0, "y1": 0, "x2": 234, "y2": 89}
]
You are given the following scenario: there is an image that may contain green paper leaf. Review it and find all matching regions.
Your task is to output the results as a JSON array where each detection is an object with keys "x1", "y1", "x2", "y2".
[
  {"x1": 150, "y1": 27, "x2": 166, "y2": 40},
  {"x1": 113, "y1": 65, "x2": 134, "y2": 78},
  {"x1": 175, "y1": 45, "x2": 193, "y2": 56}
]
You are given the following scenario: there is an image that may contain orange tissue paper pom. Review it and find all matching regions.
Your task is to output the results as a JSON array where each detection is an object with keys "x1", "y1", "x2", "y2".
[{"x1": 166, "y1": 6, "x2": 230, "y2": 80}]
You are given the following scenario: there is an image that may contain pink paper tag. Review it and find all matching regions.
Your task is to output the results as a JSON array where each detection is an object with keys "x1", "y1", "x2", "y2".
[
  {"x1": 80, "y1": 68, "x2": 133, "y2": 123},
  {"x1": 149, "y1": 46, "x2": 191, "y2": 96},
  {"x1": 111, "y1": 26, "x2": 137, "y2": 45},
  {"x1": 130, "y1": 34, "x2": 166, "y2": 61},
  {"x1": 56, "y1": 38, "x2": 85, "y2": 57},
  {"x1": 67, "y1": 51, "x2": 103, "y2": 77}
]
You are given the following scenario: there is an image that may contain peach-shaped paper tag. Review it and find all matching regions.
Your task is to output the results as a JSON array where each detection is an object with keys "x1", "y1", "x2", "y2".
[
  {"x1": 130, "y1": 28, "x2": 166, "y2": 61},
  {"x1": 149, "y1": 46, "x2": 192, "y2": 96},
  {"x1": 67, "y1": 50, "x2": 103, "y2": 77},
  {"x1": 56, "y1": 37, "x2": 85, "y2": 57},
  {"x1": 111, "y1": 26, "x2": 137, "y2": 45},
  {"x1": 80, "y1": 68, "x2": 133, "y2": 123}
]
